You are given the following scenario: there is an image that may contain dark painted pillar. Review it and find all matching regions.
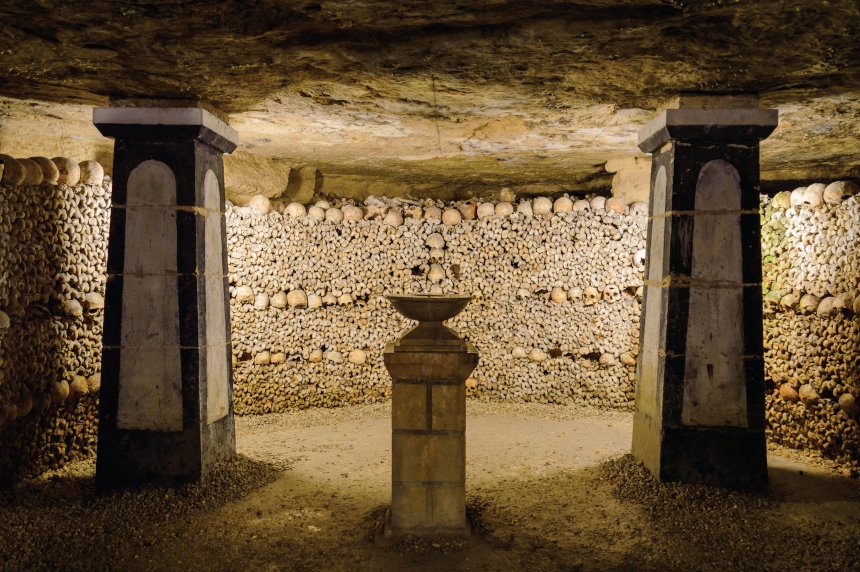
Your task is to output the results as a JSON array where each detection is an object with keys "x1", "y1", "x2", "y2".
[
  {"x1": 632, "y1": 95, "x2": 777, "y2": 489},
  {"x1": 93, "y1": 103, "x2": 239, "y2": 488}
]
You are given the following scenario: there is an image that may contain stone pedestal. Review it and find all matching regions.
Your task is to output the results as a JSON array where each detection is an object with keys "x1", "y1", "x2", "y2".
[
  {"x1": 383, "y1": 295, "x2": 478, "y2": 538},
  {"x1": 632, "y1": 95, "x2": 777, "y2": 489},
  {"x1": 93, "y1": 102, "x2": 239, "y2": 488}
]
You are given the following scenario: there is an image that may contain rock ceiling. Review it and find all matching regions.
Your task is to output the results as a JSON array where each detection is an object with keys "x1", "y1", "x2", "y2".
[{"x1": 0, "y1": 0, "x2": 858, "y2": 199}]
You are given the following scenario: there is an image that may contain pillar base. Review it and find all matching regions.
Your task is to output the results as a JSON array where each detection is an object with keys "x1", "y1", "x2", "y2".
[
  {"x1": 379, "y1": 508, "x2": 472, "y2": 545},
  {"x1": 633, "y1": 411, "x2": 767, "y2": 489},
  {"x1": 95, "y1": 412, "x2": 236, "y2": 488}
]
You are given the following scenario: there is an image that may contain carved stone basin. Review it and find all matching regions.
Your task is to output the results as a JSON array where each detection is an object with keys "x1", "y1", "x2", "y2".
[
  {"x1": 385, "y1": 294, "x2": 472, "y2": 323},
  {"x1": 385, "y1": 295, "x2": 472, "y2": 352}
]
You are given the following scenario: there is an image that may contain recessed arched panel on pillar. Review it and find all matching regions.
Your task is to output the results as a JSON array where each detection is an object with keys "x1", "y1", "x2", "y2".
[
  {"x1": 203, "y1": 169, "x2": 230, "y2": 423},
  {"x1": 637, "y1": 165, "x2": 667, "y2": 420},
  {"x1": 117, "y1": 160, "x2": 182, "y2": 431},
  {"x1": 682, "y1": 160, "x2": 746, "y2": 427},
  {"x1": 632, "y1": 95, "x2": 777, "y2": 489},
  {"x1": 94, "y1": 103, "x2": 239, "y2": 488}
]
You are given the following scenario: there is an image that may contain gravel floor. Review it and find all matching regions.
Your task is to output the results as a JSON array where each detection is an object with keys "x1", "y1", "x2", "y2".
[
  {"x1": 235, "y1": 401, "x2": 632, "y2": 430},
  {"x1": 1, "y1": 402, "x2": 858, "y2": 571}
]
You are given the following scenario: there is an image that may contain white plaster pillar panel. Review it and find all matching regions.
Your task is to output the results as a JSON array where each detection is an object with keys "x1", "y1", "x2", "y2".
[
  {"x1": 203, "y1": 169, "x2": 230, "y2": 423},
  {"x1": 93, "y1": 104, "x2": 239, "y2": 488},
  {"x1": 632, "y1": 97, "x2": 777, "y2": 490},
  {"x1": 682, "y1": 161, "x2": 746, "y2": 427},
  {"x1": 637, "y1": 165, "x2": 668, "y2": 420},
  {"x1": 117, "y1": 160, "x2": 182, "y2": 431}
]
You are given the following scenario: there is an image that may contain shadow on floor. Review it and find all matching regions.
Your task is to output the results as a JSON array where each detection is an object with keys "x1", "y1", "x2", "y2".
[{"x1": 4, "y1": 452, "x2": 858, "y2": 571}]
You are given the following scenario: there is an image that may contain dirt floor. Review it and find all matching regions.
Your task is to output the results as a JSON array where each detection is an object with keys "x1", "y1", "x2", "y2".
[{"x1": 2, "y1": 402, "x2": 859, "y2": 571}]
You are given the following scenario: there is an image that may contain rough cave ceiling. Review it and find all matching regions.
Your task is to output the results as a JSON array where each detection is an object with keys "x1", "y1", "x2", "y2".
[{"x1": 0, "y1": 0, "x2": 858, "y2": 199}]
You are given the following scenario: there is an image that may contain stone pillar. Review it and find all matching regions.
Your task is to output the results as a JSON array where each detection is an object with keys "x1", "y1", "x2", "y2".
[
  {"x1": 383, "y1": 296, "x2": 478, "y2": 538},
  {"x1": 92, "y1": 102, "x2": 239, "y2": 488},
  {"x1": 632, "y1": 94, "x2": 777, "y2": 489}
]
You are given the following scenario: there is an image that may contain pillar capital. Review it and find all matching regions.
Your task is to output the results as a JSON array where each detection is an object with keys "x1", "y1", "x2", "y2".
[
  {"x1": 638, "y1": 107, "x2": 778, "y2": 153},
  {"x1": 93, "y1": 102, "x2": 239, "y2": 154}
]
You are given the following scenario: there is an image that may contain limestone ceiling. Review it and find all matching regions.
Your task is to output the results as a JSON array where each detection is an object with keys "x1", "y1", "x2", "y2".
[{"x1": 0, "y1": 0, "x2": 858, "y2": 197}]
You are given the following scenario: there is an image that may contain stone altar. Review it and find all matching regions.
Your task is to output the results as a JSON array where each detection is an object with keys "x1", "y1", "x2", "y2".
[{"x1": 383, "y1": 294, "x2": 479, "y2": 538}]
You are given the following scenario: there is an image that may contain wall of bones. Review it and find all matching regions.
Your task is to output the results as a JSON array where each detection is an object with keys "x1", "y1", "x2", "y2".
[
  {"x1": 227, "y1": 191, "x2": 648, "y2": 418},
  {"x1": 760, "y1": 183, "x2": 860, "y2": 473},
  {"x1": 0, "y1": 152, "x2": 857, "y2": 480},
  {"x1": 0, "y1": 154, "x2": 107, "y2": 482}
]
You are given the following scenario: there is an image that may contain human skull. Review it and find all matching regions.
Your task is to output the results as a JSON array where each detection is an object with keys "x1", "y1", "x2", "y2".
[
  {"x1": 17, "y1": 158, "x2": 43, "y2": 185},
  {"x1": 495, "y1": 202, "x2": 514, "y2": 216},
  {"x1": 325, "y1": 207, "x2": 344, "y2": 223},
  {"x1": 424, "y1": 206, "x2": 442, "y2": 221},
  {"x1": 442, "y1": 208, "x2": 461, "y2": 225},
  {"x1": 79, "y1": 160, "x2": 104, "y2": 185},
  {"x1": 29, "y1": 156, "x2": 59, "y2": 184},
  {"x1": 583, "y1": 286, "x2": 600, "y2": 306},
  {"x1": 553, "y1": 197, "x2": 573, "y2": 213},
  {"x1": 426, "y1": 233, "x2": 445, "y2": 250},
  {"x1": 532, "y1": 197, "x2": 552, "y2": 214},
  {"x1": 285, "y1": 202, "x2": 307, "y2": 217},
  {"x1": 477, "y1": 202, "x2": 495, "y2": 218},
  {"x1": 603, "y1": 284, "x2": 621, "y2": 302},
  {"x1": 342, "y1": 205, "x2": 363, "y2": 221}
]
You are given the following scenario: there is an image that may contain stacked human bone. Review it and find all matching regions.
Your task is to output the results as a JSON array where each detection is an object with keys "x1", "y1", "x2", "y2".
[
  {"x1": 761, "y1": 181, "x2": 860, "y2": 474},
  {"x1": 227, "y1": 192, "x2": 649, "y2": 416},
  {"x1": 0, "y1": 155, "x2": 108, "y2": 482},
  {"x1": 1, "y1": 155, "x2": 859, "y2": 479}
]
